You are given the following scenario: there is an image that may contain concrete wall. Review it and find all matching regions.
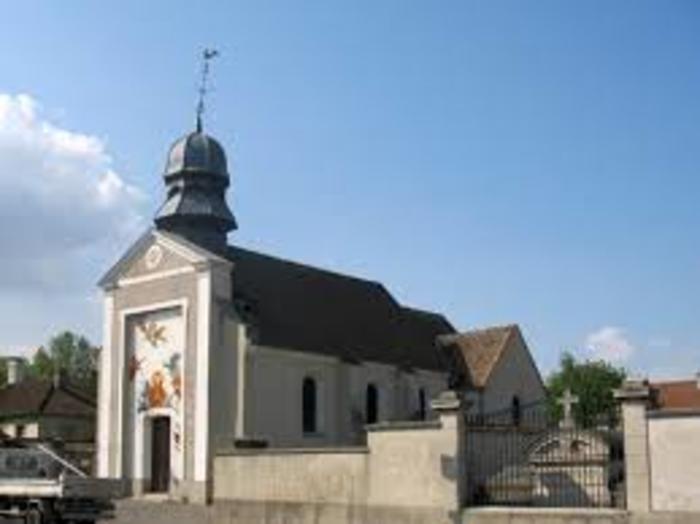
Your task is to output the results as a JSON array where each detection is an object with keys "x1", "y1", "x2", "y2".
[
  {"x1": 214, "y1": 448, "x2": 369, "y2": 504},
  {"x1": 365, "y1": 423, "x2": 460, "y2": 510},
  {"x1": 103, "y1": 498, "x2": 454, "y2": 524},
  {"x1": 462, "y1": 508, "x2": 700, "y2": 524},
  {"x1": 214, "y1": 409, "x2": 462, "y2": 523},
  {"x1": 648, "y1": 412, "x2": 700, "y2": 512},
  {"x1": 102, "y1": 501, "x2": 700, "y2": 524},
  {"x1": 617, "y1": 381, "x2": 700, "y2": 516},
  {"x1": 463, "y1": 508, "x2": 628, "y2": 524}
]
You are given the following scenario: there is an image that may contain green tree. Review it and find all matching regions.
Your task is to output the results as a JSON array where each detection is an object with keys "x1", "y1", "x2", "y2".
[
  {"x1": 546, "y1": 352, "x2": 626, "y2": 427},
  {"x1": 28, "y1": 331, "x2": 99, "y2": 391}
]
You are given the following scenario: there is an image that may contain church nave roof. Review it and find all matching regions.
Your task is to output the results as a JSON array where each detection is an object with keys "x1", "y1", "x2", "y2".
[{"x1": 227, "y1": 245, "x2": 454, "y2": 372}]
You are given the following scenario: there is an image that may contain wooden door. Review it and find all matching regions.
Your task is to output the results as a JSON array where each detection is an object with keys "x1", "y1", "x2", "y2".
[{"x1": 150, "y1": 417, "x2": 170, "y2": 493}]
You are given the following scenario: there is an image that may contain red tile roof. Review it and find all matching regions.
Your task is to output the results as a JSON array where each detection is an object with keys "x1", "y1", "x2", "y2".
[
  {"x1": 439, "y1": 325, "x2": 519, "y2": 388},
  {"x1": 651, "y1": 379, "x2": 700, "y2": 410}
]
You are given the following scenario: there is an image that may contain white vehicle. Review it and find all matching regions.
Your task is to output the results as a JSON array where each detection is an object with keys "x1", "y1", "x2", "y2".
[{"x1": 0, "y1": 443, "x2": 120, "y2": 524}]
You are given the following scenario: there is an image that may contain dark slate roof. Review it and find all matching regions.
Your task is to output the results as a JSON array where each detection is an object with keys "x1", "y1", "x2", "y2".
[
  {"x1": 0, "y1": 378, "x2": 95, "y2": 419},
  {"x1": 155, "y1": 188, "x2": 235, "y2": 224},
  {"x1": 227, "y1": 246, "x2": 455, "y2": 371},
  {"x1": 164, "y1": 131, "x2": 228, "y2": 179},
  {"x1": 397, "y1": 307, "x2": 455, "y2": 371}
]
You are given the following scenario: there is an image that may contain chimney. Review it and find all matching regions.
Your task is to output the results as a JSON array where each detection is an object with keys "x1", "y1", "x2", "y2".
[
  {"x1": 6, "y1": 357, "x2": 25, "y2": 386},
  {"x1": 696, "y1": 371, "x2": 700, "y2": 390}
]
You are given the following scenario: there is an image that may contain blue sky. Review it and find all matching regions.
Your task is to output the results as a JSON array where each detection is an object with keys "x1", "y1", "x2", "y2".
[{"x1": 0, "y1": 1, "x2": 698, "y2": 377}]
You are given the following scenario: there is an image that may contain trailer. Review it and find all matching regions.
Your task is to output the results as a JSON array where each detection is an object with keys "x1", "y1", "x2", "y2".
[{"x1": 0, "y1": 442, "x2": 121, "y2": 524}]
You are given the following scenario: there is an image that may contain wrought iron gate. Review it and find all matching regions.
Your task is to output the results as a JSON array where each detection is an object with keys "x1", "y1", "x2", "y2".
[{"x1": 464, "y1": 400, "x2": 624, "y2": 508}]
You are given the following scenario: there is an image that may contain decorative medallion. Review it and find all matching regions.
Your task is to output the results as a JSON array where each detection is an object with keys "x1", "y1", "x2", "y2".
[{"x1": 145, "y1": 245, "x2": 164, "y2": 270}]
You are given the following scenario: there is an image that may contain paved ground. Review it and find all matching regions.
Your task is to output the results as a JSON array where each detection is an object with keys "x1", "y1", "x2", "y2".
[{"x1": 99, "y1": 499, "x2": 211, "y2": 524}]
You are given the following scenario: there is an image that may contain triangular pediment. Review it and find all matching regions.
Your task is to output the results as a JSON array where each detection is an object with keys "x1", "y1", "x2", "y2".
[{"x1": 98, "y1": 229, "x2": 231, "y2": 289}]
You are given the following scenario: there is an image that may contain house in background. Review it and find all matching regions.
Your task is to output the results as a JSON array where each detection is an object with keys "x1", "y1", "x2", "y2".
[
  {"x1": 0, "y1": 358, "x2": 96, "y2": 472},
  {"x1": 650, "y1": 374, "x2": 700, "y2": 411},
  {"x1": 439, "y1": 324, "x2": 546, "y2": 418}
]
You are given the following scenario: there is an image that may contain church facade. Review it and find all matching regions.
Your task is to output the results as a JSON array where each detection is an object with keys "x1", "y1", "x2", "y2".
[{"x1": 96, "y1": 128, "x2": 454, "y2": 502}]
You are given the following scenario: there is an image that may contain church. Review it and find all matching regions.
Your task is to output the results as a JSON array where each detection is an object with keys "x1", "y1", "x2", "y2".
[{"x1": 96, "y1": 123, "x2": 543, "y2": 503}]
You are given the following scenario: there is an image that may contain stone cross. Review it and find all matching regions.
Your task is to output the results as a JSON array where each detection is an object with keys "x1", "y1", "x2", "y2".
[{"x1": 558, "y1": 388, "x2": 579, "y2": 429}]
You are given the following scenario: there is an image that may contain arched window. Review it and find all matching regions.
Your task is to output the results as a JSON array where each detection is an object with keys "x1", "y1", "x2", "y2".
[
  {"x1": 418, "y1": 388, "x2": 427, "y2": 420},
  {"x1": 366, "y1": 383, "x2": 379, "y2": 424},
  {"x1": 511, "y1": 395, "x2": 521, "y2": 427},
  {"x1": 302, "y1": 377, "x2": 317, "y2": 434}
]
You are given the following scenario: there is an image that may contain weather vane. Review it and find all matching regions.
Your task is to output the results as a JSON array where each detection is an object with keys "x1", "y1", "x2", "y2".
[{"x1": 196, "y1": 48, "x2": 219, "y2": 132}]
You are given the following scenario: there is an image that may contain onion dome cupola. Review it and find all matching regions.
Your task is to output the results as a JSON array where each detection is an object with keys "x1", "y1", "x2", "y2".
[{"x1": 154, "y1": 129, "x2": 237, "y2": 253}]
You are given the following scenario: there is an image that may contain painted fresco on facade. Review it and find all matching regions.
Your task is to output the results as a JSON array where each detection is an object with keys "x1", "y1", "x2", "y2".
[
  {"x1": 131, "y1": 315, "x2": 183, "y2": 415},
  {"x1": 127, "y1": 307, "x2": 184, "y2": 480}
]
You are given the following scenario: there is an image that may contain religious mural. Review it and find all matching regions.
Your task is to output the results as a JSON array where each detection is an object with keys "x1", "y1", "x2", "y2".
[{"x1": 127, "y1": 307, "x2": 184, "y2": 479}]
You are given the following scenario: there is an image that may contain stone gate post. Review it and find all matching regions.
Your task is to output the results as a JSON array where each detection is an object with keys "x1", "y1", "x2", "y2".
[
  {"x1": 430, "y1": 390, "x2": 467, "y2": 510},
  {"x1": 615, "y1": 379, "x2": 652, "y2": 513}
]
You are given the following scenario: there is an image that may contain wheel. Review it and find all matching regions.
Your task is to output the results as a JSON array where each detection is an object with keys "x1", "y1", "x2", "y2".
[{"x1": 25, "y1": 507, "x2": 42, "y2": 524}]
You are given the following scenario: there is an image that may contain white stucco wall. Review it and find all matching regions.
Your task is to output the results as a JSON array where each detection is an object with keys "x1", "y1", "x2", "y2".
[
  {"x1": 244, "y1": 346, "x2": 342, "y2": 447},
  {"x1": 209, "y1": 312, "x2": 241, "y2": 449},
  {"x1": 244, "y1": 344, "x2": 447, "y2": 447},
  {"x1": 479, "y1": 334, "x2": 545, "y2": 414},
  {"x1": 648, "y1": 413, "x2": 700, "y2": 512}
]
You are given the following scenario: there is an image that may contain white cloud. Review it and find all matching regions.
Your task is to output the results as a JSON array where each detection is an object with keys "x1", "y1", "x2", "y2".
[
  {"x1": 585, "y1": 326, "x2": 636, "y2": 363},
  {"x1": 0, "y1": 93, "x2": 145, "y2": 292}
]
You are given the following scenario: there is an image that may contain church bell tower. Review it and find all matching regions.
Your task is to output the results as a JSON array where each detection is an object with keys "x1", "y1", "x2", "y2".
[
  {"x1": 155, "y1": 48, "x2": 235, "y2": 253},
  {"x1": 154, "y1": 128, "x2": 237, "y2": 253}
]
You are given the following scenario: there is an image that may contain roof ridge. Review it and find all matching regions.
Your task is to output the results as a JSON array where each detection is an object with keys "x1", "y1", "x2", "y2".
[
  {"x1": 484, "y1": 325, "x2": 518, "y2": 383},
  {"x1": 58, "y1": 383, "x2": 97, "y2": 406},
  {"x1": 401, "y1": 305, "x2": 446, "y2": 318},
  {"x1": 653, "y1": 379, "x2": 698, "y2": 386},
  {"x1": 37, "y1": 382, "x2": 54, "y2": 414},
  {"x1": 229, "y1": 245, "x2": 388, "y2": 289},
  {"x1": 465, "y1": 323, "x2": 518, "y2": 335}
]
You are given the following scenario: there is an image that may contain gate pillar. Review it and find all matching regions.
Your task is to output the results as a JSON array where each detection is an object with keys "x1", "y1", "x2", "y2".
[
  {"x1": 431, "y1": 390, "x2": 467, "y2": 509},
  {"x1": 615, "y1": 380, "x2": 652, "y2": 512}
]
